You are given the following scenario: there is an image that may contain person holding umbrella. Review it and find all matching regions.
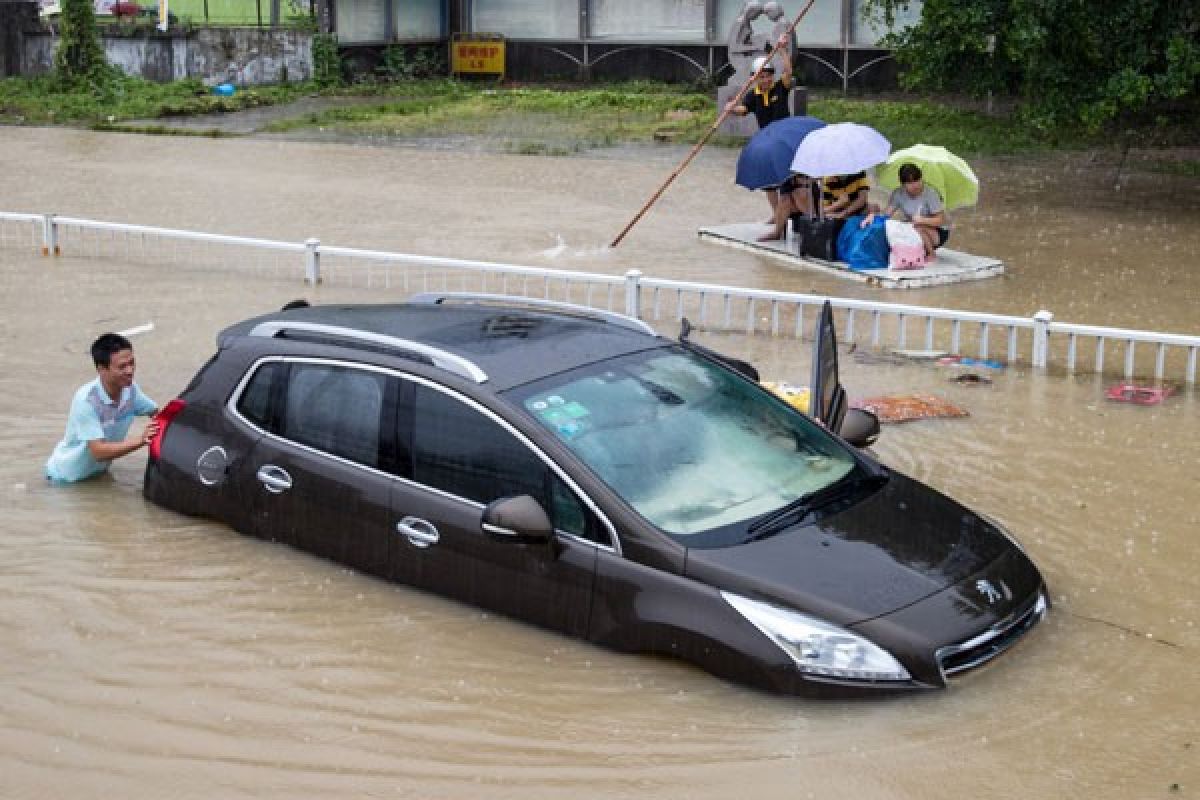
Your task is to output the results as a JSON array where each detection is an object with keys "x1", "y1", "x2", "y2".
[
  {"x1": 821, "y1": 171, "x2": 870, "y2": 219},
  {"x1": 733, "y1": 115, "x2": 826, "y2": 242},
  {"x1": 863, "y1": 163, "x2": 948, "y2": 257},
  {"x1": 757, "y1": 174, "x2": 820, "y2": 241},
  {"x1": 787, "y1": 122, "x2": 891, "y2": 258},
  {"x1": 869, "y1": 144, "x2": 980, "y2": 258}
]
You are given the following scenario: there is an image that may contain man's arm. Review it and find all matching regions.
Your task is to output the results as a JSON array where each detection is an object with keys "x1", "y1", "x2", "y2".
[
  {"x1": 843, "y1": 190, "x2": 868, "y2": 217},
  {"x1": 912, "y1": 189, "x2": 946, "y2": 227},
  {"x1": 86, "y1": 419, "x2": 159, "y2": 463},
  {"x1": 913, "y1": 209, "x2": 945, "y2": 227},
  {"x1": 861, "y1": 203, "x2": 896, "y2": 227},
  {"x1": 777, "y1": 36, "x2": 794, "y2": 88},
  {"x1": 825, "y1": 185, "x2": 864, "y2": 218}
]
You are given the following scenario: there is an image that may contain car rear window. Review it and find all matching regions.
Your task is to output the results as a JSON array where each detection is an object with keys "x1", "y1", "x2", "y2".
[{"x1": 236, "y1": 361, "x2": 282, "y2": 430}]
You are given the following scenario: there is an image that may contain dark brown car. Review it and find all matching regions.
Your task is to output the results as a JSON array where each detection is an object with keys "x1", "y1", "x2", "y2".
[{"x1": 144, "y1": 295, "x2": 1047, "y2": 695}]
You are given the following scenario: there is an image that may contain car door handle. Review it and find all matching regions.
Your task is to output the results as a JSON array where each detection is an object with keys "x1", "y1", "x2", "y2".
[
  {"x1": 256, "y1": 464, "x2": 293, "y2": 494},
  {"x1": 397, "y1": 516, "x2": 440, "y2": 548}
]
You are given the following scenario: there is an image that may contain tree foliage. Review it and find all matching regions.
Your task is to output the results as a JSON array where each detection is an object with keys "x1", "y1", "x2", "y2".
[
  {"x1": 53, "y1": 0, "x2": 109, "y2": 84},
  {"x1": 312, "y1": 34, "x2": 343, "y2": 88},
  {"x1": 862, "y1": 0, "x2": 1200, "y2": 133}
]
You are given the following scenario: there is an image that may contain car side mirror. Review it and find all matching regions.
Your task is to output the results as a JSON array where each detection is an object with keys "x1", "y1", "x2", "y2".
[
  {"x1": 481, "y1": 495, "x2": 554, "y2": 542},
  {"x1": 839, "y1": 408, "x2": 881, "y2": 448}
]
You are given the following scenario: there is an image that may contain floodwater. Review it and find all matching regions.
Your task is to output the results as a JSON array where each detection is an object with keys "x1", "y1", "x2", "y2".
[{"x1": 2, "y1": 126, "x2": 1198, "y2": 799}]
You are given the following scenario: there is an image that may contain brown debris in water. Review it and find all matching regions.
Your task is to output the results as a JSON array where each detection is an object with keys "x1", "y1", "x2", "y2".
[{"x1": 851, "y1": 393, "x2": 970, "y2": 424}]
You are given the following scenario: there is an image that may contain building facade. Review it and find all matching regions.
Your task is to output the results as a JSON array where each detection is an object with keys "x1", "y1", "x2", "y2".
[{"x1": 324, "y1": 0, "x2": 922, "y2": 88}]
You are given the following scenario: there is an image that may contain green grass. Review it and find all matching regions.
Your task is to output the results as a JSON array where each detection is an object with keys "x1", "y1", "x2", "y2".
[
  {"x1": 807, "y1": 95, "x2": 1060, "y2": 156},
  {"x1": 262, "y1": 83, "x2": 1104, "y2": 157},
  {"x1": 0, "y1": 75, "x2": 312, "y2": 125},
  {"x1": 1, "y1": 74, "x2": 1195, "y2": 172},
  {"x1": 261, "y1": 82, "x2": 719, "y2": 150}
]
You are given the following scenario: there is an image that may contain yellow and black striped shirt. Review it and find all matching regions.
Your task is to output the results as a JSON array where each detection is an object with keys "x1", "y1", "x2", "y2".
[{"x1": 821, "y1": 171, "x2": 869, "y2": 207}]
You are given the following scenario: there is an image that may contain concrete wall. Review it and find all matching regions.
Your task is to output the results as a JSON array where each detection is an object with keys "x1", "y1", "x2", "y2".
[{"x1": 22, "y1": 27, "x2": 313, "y2": 85}]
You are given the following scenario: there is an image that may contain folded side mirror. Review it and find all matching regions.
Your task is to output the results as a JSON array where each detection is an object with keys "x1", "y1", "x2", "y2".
[
  {"x1": 481, "y1": 495, "x2": 554, "y2": 542},
  {"x1": 839, "y1": 408, "x2": 881, "y2": 448}
]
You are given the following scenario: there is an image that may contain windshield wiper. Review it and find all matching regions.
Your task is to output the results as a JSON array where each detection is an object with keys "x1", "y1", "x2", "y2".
[
  {"x1": 633, "y1": 375, "x2": 684, "y2": 405},
  {"x1": 745, "y1": 472, "x2": 888, "y2": 542}
]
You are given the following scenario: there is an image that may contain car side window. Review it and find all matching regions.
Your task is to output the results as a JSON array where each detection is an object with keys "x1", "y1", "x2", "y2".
[
  {"x1": 236, "y1": 361, "x2": 282, "y2": 431},
  {"x1": 283, "y1": 363, "x2": 386, "y2": 469},
  {"x1": 411, "y1": 385, "x2": 604, "y2": 544},
  {"x1": 549, "y1": 474, "x2": 589, "y2": 540}
]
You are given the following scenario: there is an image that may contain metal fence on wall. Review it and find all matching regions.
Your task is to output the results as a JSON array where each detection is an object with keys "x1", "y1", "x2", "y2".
[
  {"x1": 3, "y1": 211, "x2": 1197, "y2": 386},
  {"x1": 162, "y1": 0, "x2": 316, "y2": 27}
]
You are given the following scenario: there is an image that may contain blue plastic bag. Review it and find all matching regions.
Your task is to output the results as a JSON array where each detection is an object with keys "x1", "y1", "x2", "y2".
[{"x1": 836, "y1": 215, "x2": 890, "y2": 270}]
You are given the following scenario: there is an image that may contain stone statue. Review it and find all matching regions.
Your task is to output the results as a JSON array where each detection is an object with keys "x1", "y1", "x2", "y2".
[
  {"x1": 726, "y1": 2, "x2": 765, "y2": 79},
  {"x1": 766, "y1": 3, "x2": 794, "y2": 52}
]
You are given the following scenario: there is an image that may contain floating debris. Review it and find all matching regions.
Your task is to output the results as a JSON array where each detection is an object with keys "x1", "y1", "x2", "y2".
[
  {"x1": 853, "y1": 350, "x2": 910, "y2": 366},
  {"x1": 951, "y1": 372, "x2": 993, "y2": 386},
  {"x1": 117, "y1": 322, "x2": 155, "y2": 337},
  {"x1": 1105, "y1": 382, "x2": 1174, "y2": 405},
  {"x1": 892, "y1": 348, "x2": 950, "y2": 360},
  {"x1": 937, "y1": 355, "x2": 1005, "y2": 369},
  {"x1": 852, "y1": 393, "x2": 970, "y2": 423},
  {"x1": 760, "y1": 381, "x2": 810, "y2": 413}
]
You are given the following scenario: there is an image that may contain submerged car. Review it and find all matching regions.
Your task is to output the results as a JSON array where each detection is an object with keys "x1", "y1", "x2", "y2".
[{"x1": 144, "y1": 294, "x2": 1047, "y2": 695}]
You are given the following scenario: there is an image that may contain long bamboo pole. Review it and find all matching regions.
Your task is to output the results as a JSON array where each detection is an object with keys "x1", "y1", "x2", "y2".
[{"x1": 609, "y1": 0, "x2": 818, "y2": 249}]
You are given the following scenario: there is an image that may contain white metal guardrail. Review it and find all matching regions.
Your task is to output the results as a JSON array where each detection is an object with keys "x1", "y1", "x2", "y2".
[{"x1": 3, "y1": 211, "x2": 1197, "y2": 385}]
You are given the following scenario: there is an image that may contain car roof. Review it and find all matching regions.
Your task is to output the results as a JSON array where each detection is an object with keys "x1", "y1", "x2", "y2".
[{"x1": 219, "y1": 301, "x2": 669, "y2": 391}]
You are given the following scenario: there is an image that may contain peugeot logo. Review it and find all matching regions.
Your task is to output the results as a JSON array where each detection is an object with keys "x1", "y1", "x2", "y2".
[{"x1": 975, "y1": 579, "x2": 1009, "y2": 605}]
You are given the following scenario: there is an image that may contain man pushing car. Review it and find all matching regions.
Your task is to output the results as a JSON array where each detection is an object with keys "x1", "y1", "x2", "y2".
[{"x1": 45, "y1": 333, "x2": 158, "y2": 483}]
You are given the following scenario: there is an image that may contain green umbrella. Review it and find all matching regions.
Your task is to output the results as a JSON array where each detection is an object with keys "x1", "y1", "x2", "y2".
[{"x1": 878, "y1": 144, "x2": 979, "y2": 211}]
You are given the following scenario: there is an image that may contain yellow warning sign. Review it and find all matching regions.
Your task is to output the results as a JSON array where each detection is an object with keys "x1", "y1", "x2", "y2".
[{"x1": 451, "y1": 33, "x2": 505, "y2": 77}]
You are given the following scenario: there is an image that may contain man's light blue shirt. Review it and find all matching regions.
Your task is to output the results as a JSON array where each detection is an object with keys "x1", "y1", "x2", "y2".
[{"x1": 46, "y1": 378, "x2": 157, "y2": 483}]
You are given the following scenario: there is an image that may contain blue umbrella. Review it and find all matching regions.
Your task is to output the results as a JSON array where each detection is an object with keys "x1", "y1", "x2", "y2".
[{"x1": 735, "y1": 115, "x2": 827, "y2": 191}]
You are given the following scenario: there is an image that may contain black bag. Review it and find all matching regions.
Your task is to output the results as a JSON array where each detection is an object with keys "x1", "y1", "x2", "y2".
[{"x1": 790, "y1": 215, "x2": 844, "y2": 261}]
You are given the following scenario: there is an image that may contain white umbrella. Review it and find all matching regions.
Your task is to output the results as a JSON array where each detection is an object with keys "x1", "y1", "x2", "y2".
[{"x1": 789, "y1": 122, "x2": 891, "y2": 177}]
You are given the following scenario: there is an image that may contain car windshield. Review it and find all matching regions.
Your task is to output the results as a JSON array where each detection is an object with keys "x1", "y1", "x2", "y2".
[{"x1": 510, "y1": 347, "x2": 857, "y2": 544}]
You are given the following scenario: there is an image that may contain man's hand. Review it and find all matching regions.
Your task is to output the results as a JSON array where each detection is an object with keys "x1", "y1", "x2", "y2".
[{"x1": 140, "y1": 419, "x2": 160, "y2": 446}]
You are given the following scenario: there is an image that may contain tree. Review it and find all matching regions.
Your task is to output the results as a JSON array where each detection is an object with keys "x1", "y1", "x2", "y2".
[
  {"x1": 862, "y1": 0, "x2": 1200, "y2": 133},
  {"x1": 54, "y1": 0, "x2": 108, "y2": 83}
]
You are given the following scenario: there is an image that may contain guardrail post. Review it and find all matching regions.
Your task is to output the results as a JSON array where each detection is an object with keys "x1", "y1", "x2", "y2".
[
  {"x1": 42, "y1": 214, "x2": 59, "y2": 256},
  {"x1": 304, "y1": 238, "x2": 321, "y2": 285},
  {"x1": 1032, "y1": 309, "x2": 1054, "y2": 368},
  {"x1": 624, "y1": 269, "x2": 643, "y2": 319}
]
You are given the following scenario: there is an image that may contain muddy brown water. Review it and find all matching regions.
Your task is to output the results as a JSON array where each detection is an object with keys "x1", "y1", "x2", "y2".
[{"x1": 2, "y1": 127, "x2": 1198, "y2": 799}]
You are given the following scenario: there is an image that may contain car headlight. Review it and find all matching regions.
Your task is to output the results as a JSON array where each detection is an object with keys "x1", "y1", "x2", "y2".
[{"x1": 722, "y1": 592, "x2": 911, "y2": 682}]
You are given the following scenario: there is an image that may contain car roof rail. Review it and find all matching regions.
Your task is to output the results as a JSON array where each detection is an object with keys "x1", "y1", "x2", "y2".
[
  {"x1": 247, "y1": 320, "x2": 488, "y2": 384},
  {"x1": 408, "y1": 292, "x2": 657, "y2": 336}
]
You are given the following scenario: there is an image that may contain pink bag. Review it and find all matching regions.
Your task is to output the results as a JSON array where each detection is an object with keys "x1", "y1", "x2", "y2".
[{"x1": 889, "y1": 243, "x2": 927, "y2": 270}]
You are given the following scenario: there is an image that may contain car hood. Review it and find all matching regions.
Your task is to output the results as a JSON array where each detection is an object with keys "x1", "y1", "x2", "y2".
[{"x1": 683, "y1": 470, "x2": 1013, "y2": 625}]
